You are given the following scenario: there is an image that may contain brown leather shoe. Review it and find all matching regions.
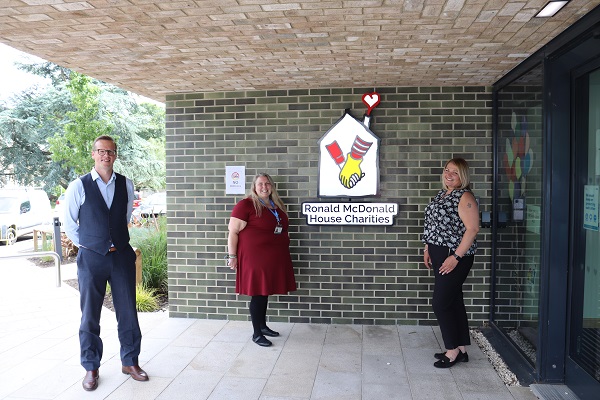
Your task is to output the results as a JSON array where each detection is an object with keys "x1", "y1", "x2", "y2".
[
  {"x1": 121, "y1": 365, "x2": 149, "y2": 381},
  {"x1": 82, "y1": 370, "x2": 99, "y2": 391}
]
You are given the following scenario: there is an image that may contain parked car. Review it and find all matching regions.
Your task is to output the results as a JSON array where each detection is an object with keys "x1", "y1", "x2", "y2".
[
  {"x1": 132, "y1": 192, "x2": 166, "y2": 220},
  {"x1": 54, "y1": 193, "x2": 65, "y2": 219},
  {"x1": 0, "y1": 187, "x2": 52, "y2": 245},
  {"x1": 133, "y1": 191, "x2": 142, "y2": 209}
]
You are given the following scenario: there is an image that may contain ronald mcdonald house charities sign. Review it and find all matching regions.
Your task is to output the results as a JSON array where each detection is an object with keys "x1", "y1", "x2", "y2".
[
  {"x1": 300, "y1": 92, "x2": 398, "y2": 227},
  {"x1": 302, "y1": 202, "x2": 398, "y2": 226}
]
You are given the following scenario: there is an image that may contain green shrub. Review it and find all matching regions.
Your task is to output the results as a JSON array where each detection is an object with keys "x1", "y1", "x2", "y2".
[
  {"x1": 39, "y1": 238, "x2": 57, "y2": 262},
  {"x1": 135, "y1": 285, "x2": 159, "y2": 312},
  {"x1": 129, "y1": 216, "x2": 167, "y2": 293}
]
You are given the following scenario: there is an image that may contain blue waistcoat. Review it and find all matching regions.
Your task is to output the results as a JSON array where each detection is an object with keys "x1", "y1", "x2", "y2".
[{"x1": 79, "y1": 173, "x2": 130, "y2": 255}]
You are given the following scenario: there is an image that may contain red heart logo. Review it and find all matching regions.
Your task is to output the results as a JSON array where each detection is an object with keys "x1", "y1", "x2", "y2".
[{"x1": 362, "y1": 92, "x2": 380, "y2": 115}]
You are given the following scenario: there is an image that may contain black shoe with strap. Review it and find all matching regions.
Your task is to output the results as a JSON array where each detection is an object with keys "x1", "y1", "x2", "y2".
[
  {"x1": 252, "y1": 334, "x2": 272, "y2": 347},
  {"x1": 433, "y1": 350, "x2": 468, "y2": 368},
  {"x1": 260, "y1": 326, "x2": 280, "y2": 337},
  {"x1": 434, "y1": 350, "x2": 468, "y2": 362}
]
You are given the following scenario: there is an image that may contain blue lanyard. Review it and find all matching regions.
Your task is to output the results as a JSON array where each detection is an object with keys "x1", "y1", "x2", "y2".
[{"x1": 259, "y1": 198, "x2": 281, "y2": 225}]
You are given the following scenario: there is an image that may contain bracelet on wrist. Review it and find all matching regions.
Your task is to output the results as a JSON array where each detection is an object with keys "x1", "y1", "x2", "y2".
[{"x1": 224, "y1": 254, "x2": 237, "y2": 259}]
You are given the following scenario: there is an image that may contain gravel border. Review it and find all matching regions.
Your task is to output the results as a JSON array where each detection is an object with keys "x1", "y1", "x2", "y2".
[
  {"x1": 471, "y1": 329, "x2": 521, "y2": 386},
  {"x1": 508, "y1": 329, "x2": 537, "y2": 363}
]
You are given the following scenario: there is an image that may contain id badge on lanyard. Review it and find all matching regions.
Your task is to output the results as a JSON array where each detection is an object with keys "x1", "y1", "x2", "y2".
[{"x1": 261, "y1": 198, "x2": 283, "y2": 234}]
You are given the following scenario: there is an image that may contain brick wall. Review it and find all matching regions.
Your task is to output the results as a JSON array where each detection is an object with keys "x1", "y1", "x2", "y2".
[{"x1": 165, "y1": 86, "x2": 493, "y2": 326}]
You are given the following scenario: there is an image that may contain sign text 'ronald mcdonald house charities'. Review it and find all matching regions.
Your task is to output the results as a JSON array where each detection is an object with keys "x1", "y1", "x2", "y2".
[{"x1": 301, "y1": 202, "x2": 398, "y2": 226}]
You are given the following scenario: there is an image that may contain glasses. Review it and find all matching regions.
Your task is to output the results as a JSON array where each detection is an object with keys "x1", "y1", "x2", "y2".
[{"x1": 94, "y1": 149, "x2": 117, "y2": 156}]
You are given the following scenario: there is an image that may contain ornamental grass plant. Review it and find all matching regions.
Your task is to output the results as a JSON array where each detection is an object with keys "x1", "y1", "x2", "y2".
[
  {"x1": 129, "y1": 215, "x2": 168, "y2": 303},
  {"x1": 135, "y1": 285, "x2": 160, "y2": 312}
]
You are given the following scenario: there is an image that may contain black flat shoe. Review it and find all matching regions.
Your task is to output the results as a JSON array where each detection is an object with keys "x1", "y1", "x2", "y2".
[
  {"x1": 261, "y1": 327, "x2": 280, "y2": 337},
  {"x1": 252, "y1": 335, "x2": 272, "y2": 347},
  {"x1": 434, "y1": 350, "x2": 468, "y2": 362},
  {"x1": 434, "y1": 354, "x2": 459, "y2": 368},
  {"x1": 433, "y1": 350, "x2": 468, "y2": 368}
]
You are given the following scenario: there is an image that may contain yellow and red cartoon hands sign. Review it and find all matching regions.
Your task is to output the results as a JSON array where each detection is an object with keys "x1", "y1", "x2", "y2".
[
  {"x1": 318, "y1": 93, "x2": 381, "y2": 197},
  {"x1": 326, "y1": 137, "x2": 373, "y2": 189}
]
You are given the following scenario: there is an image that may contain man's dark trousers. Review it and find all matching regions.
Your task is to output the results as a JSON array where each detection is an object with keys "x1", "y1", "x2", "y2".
[{"x1": 78, "y1": 245, "x2": 140, "y2": 371}]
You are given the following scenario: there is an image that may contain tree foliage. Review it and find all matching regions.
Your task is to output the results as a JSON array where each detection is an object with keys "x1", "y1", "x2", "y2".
[
  {"x1": 14, "y1": 61, "x2": 71, "y2": 87},
  {"x1": 0, "y1": 62, "x2": 165, "y2": 195},
  {"x1": 98, "y1": 88, "x2": 166, "y2": 189},
  {"x1": 0, "y1": 86, "x2": 73, "y2": 191},
  {"x1": 49, "y1": 72, "x2": 113, "y2": 175}
]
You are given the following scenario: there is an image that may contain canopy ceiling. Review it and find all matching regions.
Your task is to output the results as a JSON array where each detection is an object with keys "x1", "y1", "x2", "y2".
[{"x1": 1, "y1": 0, "x2": 599, "y2": 102}]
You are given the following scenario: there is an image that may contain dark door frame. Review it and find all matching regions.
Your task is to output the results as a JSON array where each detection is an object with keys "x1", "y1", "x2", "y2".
[
  {"x1": 489, "y1": 5, "x2": 600, "y2": 388},
  {"x1": 565, "y1": 55, "x2": 600, "y2": 400}
]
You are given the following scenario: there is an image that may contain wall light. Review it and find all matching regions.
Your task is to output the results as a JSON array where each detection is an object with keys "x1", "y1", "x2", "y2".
[{"x1": 535, "y1": 1, "x2": 569, "y2": 18}]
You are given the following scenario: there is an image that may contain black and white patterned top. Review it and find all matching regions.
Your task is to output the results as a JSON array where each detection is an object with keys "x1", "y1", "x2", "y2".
[{"x1": 422, "y1": 188, "x2": 477, "y2": 255}]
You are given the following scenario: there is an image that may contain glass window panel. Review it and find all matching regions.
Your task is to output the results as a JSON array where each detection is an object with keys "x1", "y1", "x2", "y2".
[{"x1": 493, "y1": 64, "x2": 543, "y2": 366}]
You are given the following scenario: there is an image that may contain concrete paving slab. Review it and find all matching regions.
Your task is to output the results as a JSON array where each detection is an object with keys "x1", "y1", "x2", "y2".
[
  {"x1": 207, "y1": 376, "x2": 266, "y2": 400},
  {"x1": 156, "y1": 369, "x2": 222, "y2": 400},
  {"x1": 363, "y1": 325, "x2": 402, "y2": 355},
  {"x1": 311, "y1": 370, "x2": 362, "y2": 400}
]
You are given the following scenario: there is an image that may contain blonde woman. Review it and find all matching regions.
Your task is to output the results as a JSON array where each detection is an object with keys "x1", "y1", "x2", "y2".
[
  {"x1": 227, "y1": 173, "x2": 297, "y2": 346},
  {"x1": 422, "y1": 158, "x2": 479, "y2": 368}
]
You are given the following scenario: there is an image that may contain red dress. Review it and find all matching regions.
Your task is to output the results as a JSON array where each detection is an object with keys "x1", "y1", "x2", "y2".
[{"x1": 231, "y1": 198, "x2": 297, "y2": 296}]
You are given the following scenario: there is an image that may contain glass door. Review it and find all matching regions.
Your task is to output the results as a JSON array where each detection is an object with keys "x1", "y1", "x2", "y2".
[{"x1": 567, "y1": 64, "x2": 600, "y2": 398}]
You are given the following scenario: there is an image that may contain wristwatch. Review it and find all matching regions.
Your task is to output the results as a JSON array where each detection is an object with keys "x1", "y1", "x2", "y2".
[{"x1": 453, "y1": 253, "x2": 462, "y2": 262}]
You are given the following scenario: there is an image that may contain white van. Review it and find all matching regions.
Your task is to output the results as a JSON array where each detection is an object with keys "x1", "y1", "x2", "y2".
[{"x1": 0, "y1": 187, "x2": 52, "y2": 245}]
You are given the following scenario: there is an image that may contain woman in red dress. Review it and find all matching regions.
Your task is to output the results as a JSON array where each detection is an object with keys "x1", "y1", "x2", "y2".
[{"x1": 226, "y1": 173, "x2": 297, "y2": 346}]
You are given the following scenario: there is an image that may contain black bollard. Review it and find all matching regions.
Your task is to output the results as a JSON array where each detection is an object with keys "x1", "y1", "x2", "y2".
[{"x1": 53, "y1": 216, "x2": 63, "y2": 262}]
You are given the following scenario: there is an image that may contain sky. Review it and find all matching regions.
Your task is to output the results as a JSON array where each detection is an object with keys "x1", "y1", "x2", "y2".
[
  {"x1": 0, "y1": 43, "x2": 49, "y2": 104},
  {"x1": 0, "y1": 43, "x2": 163, "y2": 106}
]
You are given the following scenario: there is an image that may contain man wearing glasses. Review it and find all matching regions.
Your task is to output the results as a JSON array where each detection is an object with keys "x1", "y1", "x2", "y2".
[{"x1": 64, "y1": 135, "x2": 148, "y2": 391}]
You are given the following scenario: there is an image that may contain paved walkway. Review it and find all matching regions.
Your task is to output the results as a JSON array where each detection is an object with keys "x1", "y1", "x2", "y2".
[{"x1": 0, "y1": 257, "x2": 540, "y2": 400}]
